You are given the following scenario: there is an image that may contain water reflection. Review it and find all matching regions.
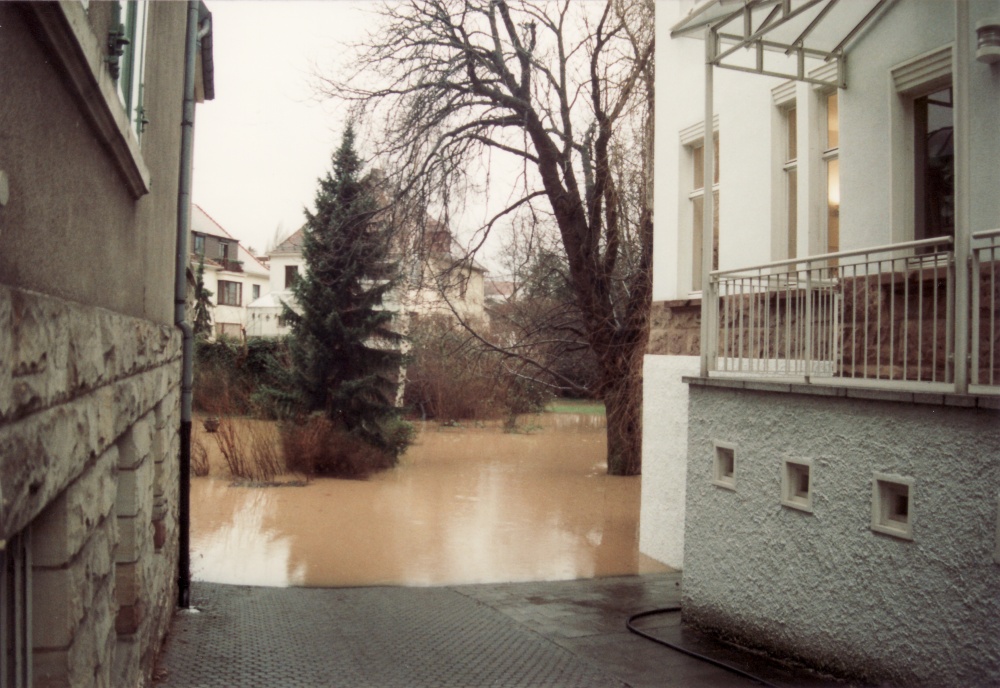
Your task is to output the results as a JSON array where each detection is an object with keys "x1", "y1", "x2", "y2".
[{"x1": 190, "y1": 413, "x2": 669, "y2": 587}]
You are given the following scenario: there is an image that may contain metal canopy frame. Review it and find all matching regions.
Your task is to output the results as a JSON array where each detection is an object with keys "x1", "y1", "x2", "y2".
[{"x1": 672, "y1": 0, "x2": 895, "y2": 89}]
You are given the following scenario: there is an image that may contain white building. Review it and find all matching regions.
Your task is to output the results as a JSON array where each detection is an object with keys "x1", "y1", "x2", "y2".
[
  {"x1": 642, "y1": 1, "x2": 1000, "y2": 684},
  {"x1": 191, "y1": 204, "x2": 270, "y2": 339},
  {"x1": 247, "y1": 223, "x2": 486, "y2": 338}
]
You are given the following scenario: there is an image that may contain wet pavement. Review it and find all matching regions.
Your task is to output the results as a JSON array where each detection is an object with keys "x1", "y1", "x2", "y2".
[{"x1": 156, "y1": 573, "x2": 848, "y2": 687}]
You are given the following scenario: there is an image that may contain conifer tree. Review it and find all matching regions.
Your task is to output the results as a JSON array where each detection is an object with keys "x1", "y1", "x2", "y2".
[
  {"x1": 193, "y1": 255, "x2": 214, "y2": 338},
  {"x1": 283, "y1": 125, "x2": 405, "y2": 452}
]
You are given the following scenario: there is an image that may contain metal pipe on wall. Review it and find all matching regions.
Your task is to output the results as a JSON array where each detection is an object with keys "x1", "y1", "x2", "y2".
[{"x1": 174, "y1": 0, "x2": 204, "y2": 609}]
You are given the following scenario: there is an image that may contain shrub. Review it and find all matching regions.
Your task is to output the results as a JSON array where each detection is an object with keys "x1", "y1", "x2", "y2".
[
  {"x1": 279, "y1": 415, "x2": 397, "y2": 479},
  {"x1": 214, "y1": 417, "x2": 285, "y2": 482},
  {"x1": 194, "y1": 337, "x2": 296, "y2": 418},
  {"x1": 191, "y1": 436, "x2": 210, "y2": 477},
  {"x1": 403, "y1": 315, "x2": 551, "y2": 421}
]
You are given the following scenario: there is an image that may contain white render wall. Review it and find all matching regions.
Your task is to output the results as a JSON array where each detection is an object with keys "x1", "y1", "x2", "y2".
[
  {"x1": 652, "y1": 0, "x2": 1000, "y2": 302},
  {"x1": 682, "y1": 385, "x2": 1000, "y2": 686},
  {"x1": 639, "y1": 355, "x2": 699, "y2": 569}
]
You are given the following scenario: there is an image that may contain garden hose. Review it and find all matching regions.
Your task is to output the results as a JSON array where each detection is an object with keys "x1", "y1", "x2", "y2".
[{"x1": 626, "y1": 607, "x2": 779, "y2": 688}]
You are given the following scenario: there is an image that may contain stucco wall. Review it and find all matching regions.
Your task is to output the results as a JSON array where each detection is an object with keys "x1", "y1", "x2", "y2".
[
  {"x1": 683, "y1": 385, "x2": 1000, "y2": 686},
  {"x1": 639, "y1": 355, "x2": 699, "y2": 569},
  {"x1": 0, "y1": 3, "x2": 187, "y2": 325},
  {"x1": 0, "y1": 4, "x2": 199, "y2": 686}
]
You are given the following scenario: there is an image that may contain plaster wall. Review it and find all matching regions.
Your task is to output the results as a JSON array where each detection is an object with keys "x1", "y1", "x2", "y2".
[
  {"x1": 639, "y1": 355, "x2": 699, "y2": 569},
  {"x1": 0, "y1": 3, "x2": 188, "y2": 325},
  {"x1": 839, "y1": 0, "x2": 1000, "y2": 246},
  {"x1": 683, "y1": 385, "x2": 1000, "y2": 686}
]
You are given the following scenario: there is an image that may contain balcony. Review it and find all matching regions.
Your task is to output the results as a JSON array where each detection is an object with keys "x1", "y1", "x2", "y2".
[{"x1": 703, "y1": 229, "x2": 1000, "y2": 394}]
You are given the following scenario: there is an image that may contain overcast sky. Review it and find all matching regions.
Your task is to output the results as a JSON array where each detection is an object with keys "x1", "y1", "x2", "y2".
[{"x1": 192, "y1": 1, "x2": 371, "y2": 255}]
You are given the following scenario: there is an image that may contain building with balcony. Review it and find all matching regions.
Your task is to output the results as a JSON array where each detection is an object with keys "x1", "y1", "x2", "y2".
[
  {"x1": 642, "y1": 1, "x2": 999, "y2": 685},
  {"x1": 191, "y1": 204, "x2": 270, "y2": 339}
]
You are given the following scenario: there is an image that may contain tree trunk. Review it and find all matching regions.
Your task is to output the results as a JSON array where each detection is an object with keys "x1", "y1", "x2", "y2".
[{"x1": 602, "y1": 349, "x2": 645, "y2": 476}]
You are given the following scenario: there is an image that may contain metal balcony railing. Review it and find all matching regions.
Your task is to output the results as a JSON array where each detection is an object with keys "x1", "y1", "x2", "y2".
[
  {"x1": 971, "y1": 229, "x2": 1000, "y2": 387},
  {"x1": 704, "y1": 235, "x2": 1000, "y2": 391}
]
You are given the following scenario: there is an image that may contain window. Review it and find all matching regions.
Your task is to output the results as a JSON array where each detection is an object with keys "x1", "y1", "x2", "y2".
[
  {"x1": 872, "y1": 473, "x2": 915, "y2": 540},
  {"x1": 781, "y1": 458, "x2": 813, "y2": 513},
  {"x1": 217, "y1": 280, "x2": 242, "y2": 307},
  {"x1": 784, "y1": 106, "x2": 798, "y2": 259},
  {"x1": 193, "y1": 234, "x2": 205, "y2": 255},
  {"x1": 111, "y1": 1, "x2": 150, "y2": 139},
  {"x1": 914, "y1": 88, "x2": 953, "y2": 241},
  {"x1": 690, "y1": 133, "x2": 720, "y2": 292},
  {"x1": 1, "y1": 529, "x2": 31, "y2": 688},
  {"x1": 712, "y1": 440, "x2": 736, "y2": 490},
  {"x1": 219, "y1": 242, "x2": 230, "y2": 260},
  {"x1": 285, "y1": 265, "x2": 300, "y2": 290},
  {"x1": 252, "y1": 284, "x2": 261, "y2": 301},
  {"x1": 823, "y1": 92, "x2": 840, "y2": 255}
]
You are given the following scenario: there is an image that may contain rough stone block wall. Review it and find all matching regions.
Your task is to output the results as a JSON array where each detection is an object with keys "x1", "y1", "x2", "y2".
[
  {"x1": 683, "y1": 385, "x2": 1000, "y2": 686},
  {"x1": 647, "y1": 300, "x2": 701, "y2": 356},
  {"x1": 0, "y1": 286, "x2": 181, "y2": 687}
]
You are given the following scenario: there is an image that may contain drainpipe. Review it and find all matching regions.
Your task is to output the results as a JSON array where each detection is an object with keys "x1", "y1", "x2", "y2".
[
  {"x1": 175, "y1": 0, "x2": 209, "y2": 609},
  {"x1": 953, "y1": 0, "x2": 970, "y2": 394},
  {"x1": 699, "y1": 27, "x2": 716, "y2": 378}
]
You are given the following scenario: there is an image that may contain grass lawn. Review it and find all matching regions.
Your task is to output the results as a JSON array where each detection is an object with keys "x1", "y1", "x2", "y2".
[{"x1": 546, "y1": 399, "x2": 606, "y2": 415}]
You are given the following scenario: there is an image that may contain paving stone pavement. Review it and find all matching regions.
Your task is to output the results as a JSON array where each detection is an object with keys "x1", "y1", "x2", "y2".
[{"x1": 156, "y1": 573, "x2": 849, "y2": 687}]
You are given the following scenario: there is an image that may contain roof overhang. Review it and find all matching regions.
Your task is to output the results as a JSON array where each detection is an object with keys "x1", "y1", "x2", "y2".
[{"x1": 671, "y1": 0, "x2": 896, "y2": 88}]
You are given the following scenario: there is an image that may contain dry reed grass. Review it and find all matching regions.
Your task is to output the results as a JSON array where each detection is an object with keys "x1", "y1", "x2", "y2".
[
  {"x1": 214, "y1": 417, "x2": 286, "y2": 482},
  {"x1": 191, "y1": 435, "x2": 210, "y2": 477}
]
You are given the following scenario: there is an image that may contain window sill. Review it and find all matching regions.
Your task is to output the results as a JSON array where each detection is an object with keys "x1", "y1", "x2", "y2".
[{"x1": 25, "y1": 2, "x2": 151, "y2": 198}]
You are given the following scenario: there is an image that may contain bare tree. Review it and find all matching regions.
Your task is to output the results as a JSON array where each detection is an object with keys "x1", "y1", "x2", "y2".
[{"x1": 324, "y1": 0, "x2": 653, "y2": 475}]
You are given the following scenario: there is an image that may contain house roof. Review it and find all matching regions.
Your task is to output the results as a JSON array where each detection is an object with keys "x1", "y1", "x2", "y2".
[
  {"x1": 191, "y1": 204, "x2": 269, "y2": 274},
  {"x1": 270, "y1": 227, "x2": 305, "y2": 255}
]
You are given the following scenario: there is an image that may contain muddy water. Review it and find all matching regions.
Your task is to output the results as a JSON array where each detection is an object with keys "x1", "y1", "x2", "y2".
[{"x1": 190, "y1": 413, "x2": 670, "y2": 588}]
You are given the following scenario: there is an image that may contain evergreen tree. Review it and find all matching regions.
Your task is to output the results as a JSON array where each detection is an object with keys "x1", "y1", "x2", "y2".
[
  {"x1": 193, "y1": 255, "x2": 214, "y2": 338},
  {"x1": 283, "y1": 125, "x2": 405, "y2": 453}
]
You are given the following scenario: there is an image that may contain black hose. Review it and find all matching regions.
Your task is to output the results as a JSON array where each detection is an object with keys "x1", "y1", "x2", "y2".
[{"x1": 626, "y1": 607, "x2": 779, "y2": 688}]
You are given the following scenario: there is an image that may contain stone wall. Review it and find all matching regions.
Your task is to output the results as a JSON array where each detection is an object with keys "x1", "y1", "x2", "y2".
[
  {"x1": 647, "y1": 300, "x2": 701, "y2": 356},
  {"x1": 682, "y1": 383, "x2": 1000, "y2": 686},
  {"x1": 0, "y1": 286, "x2": 181, "y2": 687}
]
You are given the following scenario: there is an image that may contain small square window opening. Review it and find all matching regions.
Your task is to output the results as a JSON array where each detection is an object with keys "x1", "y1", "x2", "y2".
[
  {"x1": 781, "y1": 459, "x2": 813, "y2": 512},
  {"x1": 712, "y1": 441, "x2": 737, "y2": 490},
  {"x1": 872, "y1": 473, "x2": 915, "y2": 540}
]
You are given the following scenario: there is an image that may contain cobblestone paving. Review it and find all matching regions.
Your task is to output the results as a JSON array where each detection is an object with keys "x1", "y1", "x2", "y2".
[
  {"x1": 158, "y1": 583, "x2": 630, "y2": 687},
  {"x1": 157, "y1": 574, "x2": 845, "y2": 687}
]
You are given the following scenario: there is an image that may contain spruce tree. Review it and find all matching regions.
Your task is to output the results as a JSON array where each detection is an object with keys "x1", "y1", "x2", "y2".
[
  {"x1": 193, "y1": 255, "x2": 214, "y2": 338},
  {"x1": 283, "y1": 125, "x2": 405, "y2": 453}
]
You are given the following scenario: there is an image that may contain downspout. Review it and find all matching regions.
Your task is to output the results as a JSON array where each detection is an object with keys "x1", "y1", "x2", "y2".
[{"x1": 175, "y1": 0, "x2": 210, "y2": 609}]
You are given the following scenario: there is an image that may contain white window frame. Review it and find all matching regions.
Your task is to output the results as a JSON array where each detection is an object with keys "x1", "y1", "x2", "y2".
[
  {"x1": 889, "y1": 46, "x2": 953, "y2": 244},
  {"x1": 820, "y1": 90, "x2": 840, "y2": 256},
  {"x1": 1, "y1": 530, "x2": 32, "y2": 688},
  {"x1": 679, "y1": 118, "x2": 720, "y2": 296},
  {"x1": 115, "y1": 1, "x2": 150, "y2": 141},
  {"x1": 772, "y1": 81, "x2": 798, "y2": 262}
]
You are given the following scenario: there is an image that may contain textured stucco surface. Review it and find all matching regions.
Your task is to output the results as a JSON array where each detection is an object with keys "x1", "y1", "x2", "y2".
[
  {"x1": 683, "y1": 386, "x2": 1000, "y2": 686},
  {"x1": 639, "y1": 355, "x2": 699, "y2": 569}
]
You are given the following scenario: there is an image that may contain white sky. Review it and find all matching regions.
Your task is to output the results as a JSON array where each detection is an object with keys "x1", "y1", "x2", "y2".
[{"x1": 193, "y1": 1, "x2": 372, "y2": 255}]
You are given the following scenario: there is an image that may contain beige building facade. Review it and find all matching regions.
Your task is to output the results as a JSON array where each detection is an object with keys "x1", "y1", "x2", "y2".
[{"x1": 0, "y1": 2, "x2": 213, "y2": 686}]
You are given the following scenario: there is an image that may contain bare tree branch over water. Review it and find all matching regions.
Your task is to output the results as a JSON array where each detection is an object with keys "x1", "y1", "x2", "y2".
[{"x1": 321, "y1": 0, "x2": 653, "y2": 475}]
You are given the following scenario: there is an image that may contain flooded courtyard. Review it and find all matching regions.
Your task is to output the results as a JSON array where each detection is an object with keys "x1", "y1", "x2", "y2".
[{"x1": 190, "y1": 411, "x2": 669, "y2": 587}]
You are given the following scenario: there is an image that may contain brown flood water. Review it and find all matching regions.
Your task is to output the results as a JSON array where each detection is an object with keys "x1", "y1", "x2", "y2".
[{"x1": 190, "y1": 413, "x2": 670, "y2": 588}]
